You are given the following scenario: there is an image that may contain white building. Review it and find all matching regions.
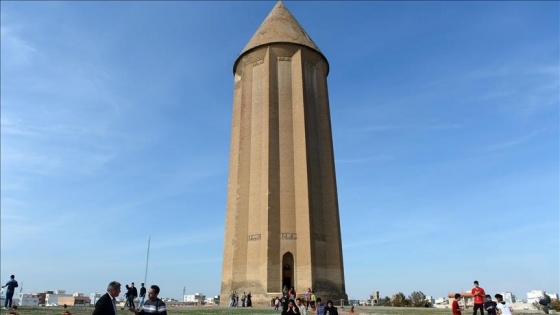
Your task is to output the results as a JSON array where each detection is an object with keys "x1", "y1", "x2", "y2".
[
  {"x1": 90, "y1": 293, "x2": 103, "y2": 305},
  {"x1": 425, "y1": 295, "x2": 435, "y2": 306},
  {"x1": 205, "y1": 296, "x2": 220, "y2": 305},
  {"x1": 184, "y1": 293, "x2": 206, "y2": 304},
  {"x1": 46, "y1": 290, "x2": 71, "y2": 306},
  {"x1": 18, "y1": 293, "x2": 39, "y2": 306},
  {"x1": 527, "y1": 290, "x2": 547, "y2": 305},
  {"x1": 498, "y1": 292, "x2": 515, "y2": 304},
  {"x1": 434, "y1": 297, "x2": 449, "y2": 308}
]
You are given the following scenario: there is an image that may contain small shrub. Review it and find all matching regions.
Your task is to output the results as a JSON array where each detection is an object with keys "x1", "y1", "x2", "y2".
[{"x1": 551, "y1": 299, "x2": 560, "y2": 311}]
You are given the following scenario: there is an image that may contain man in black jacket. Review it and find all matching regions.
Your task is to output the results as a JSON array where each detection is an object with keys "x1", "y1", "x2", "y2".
[
  {"x1": 127, "y1": 283, "x2": 138, "y2": 310},
  {"x1": 92, "y1": 281, "x2": 121, "y2": 315},
  {"x1": 139, "y1": 283, "x2": 147, "y2": 309}
]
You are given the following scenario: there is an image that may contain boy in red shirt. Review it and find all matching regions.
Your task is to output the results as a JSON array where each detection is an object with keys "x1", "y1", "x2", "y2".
[
  {"x1": 472, "y1": 280, "x2": 486, "y2": 315},
  {"x1": 452, "y1": 293, "x2": 463, "y2": 315}
]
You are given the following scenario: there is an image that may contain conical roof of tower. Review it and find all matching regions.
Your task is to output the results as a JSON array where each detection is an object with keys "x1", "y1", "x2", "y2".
[{"x1": 237, "y1": 1, "x2": 323, "y2": 59}]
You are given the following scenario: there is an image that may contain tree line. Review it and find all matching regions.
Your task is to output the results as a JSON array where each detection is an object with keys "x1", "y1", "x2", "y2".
[{"x1": 376, "y1": 291, "x2": 431, "y2": 307}]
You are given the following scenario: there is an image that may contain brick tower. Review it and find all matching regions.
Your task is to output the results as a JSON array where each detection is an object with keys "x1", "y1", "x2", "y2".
[{"x1": 220, "y1": 1, "x2": 347, "y2": 305}]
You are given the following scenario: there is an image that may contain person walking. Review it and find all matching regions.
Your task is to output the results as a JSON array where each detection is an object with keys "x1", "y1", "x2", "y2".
[
  {"x1": 296, "y1": 298, "x2": 307, "y2": 315},
  {"x1": 138, "y1": 283, "x2": 147, "y2": 309},
  {"x1": 310, "y1": 291, "x2": 316, "y2": 310},
  {"x1": 247, "y1": 292, "x2": 252, "y2": 307},
  {"x1": 123, "y1": 284, "x2": 130, "y2": 310},
  {"x1": 229, "y1": 291, "x2": 234, "y2": 307},
  {"x1": 315, "y1": 298, "x2": 326, "y2": 315},
  {"x1": 92, "y1": 281, "x2": 121, "y2": 315},
  {"x1": 288, "y1": 287, "x2": 296, "y2": 301},
  {"x1": 304, "y1": 288, "x2": 311, "y2": 310},
  {"x1": 472, "y1": 281, "x2": 486, "y2": 315},
  {"x1": 2, "y1": 275, "x2": 18, "y2": 309},
  {"x1": 128, "y1": 283, "x2": 138, "y2": 310}
]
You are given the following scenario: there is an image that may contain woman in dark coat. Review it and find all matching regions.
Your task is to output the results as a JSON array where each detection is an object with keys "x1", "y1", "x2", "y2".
[
  {"x1": 246, "y1": 292, "x2": 252, "y2": 307},
  {"x1": 281, "y1": 299, "x2": 301, "y2": 315},
  {"x1": 324, "y1": 300, "x2": 339, "y2": 315}
]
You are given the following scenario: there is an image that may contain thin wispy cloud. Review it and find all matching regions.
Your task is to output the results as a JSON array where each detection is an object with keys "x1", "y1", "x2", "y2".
[
  {"x1": 344, "y1": 215, "x2": 446, "y2": 249},
  {"x1": 352, "y1": 123, "x2": 464, "y2": 133},
  {"x1": 336, "y1": 155, "x2": 394, "y2": 164},
  {"x1": 480, "y1": 129, "x2": 545, "y2": 152},
  {"x1": 156, "y1": 257, "x2": 223, "y2": 267},
  {"x1": 153, "y1": 230, "x2": 224, "y2": 249},
  {"x1": 0, "y1": 25, "x2": 37, "y2": 68}
]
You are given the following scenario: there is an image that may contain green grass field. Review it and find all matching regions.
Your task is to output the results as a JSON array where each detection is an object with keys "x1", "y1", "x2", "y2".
[{"x1": 7, "y1": 305, "x2": 543, "y2": 315}]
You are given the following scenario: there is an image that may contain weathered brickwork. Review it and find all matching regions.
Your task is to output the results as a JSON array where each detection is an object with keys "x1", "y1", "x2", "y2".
[{"x1": 220, "y1": 1, "x2": 347, "y2": 305}]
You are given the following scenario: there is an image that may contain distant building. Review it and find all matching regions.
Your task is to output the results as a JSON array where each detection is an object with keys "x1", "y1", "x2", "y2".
[
  {"x1": 90, "y1": 293, "x2": 103, "y2": 306},
  {"x1": 36, "y1": 292, "x2": 46, "y2": 305},
  {"x1": 18, "y1": 293, "x2": 39, "y2": 306},
  {"x1": 434, "y1": 297, "x2": 449, "y2": 308},
  {"x1": 205, "y1": 296, "x2": 220, "y2": 305},
  {"x1": 58, "y1": 296, "x2": 91, "y2": 306},
  {"x1": 527, "y1": 290, "x2": 558, "y2": 304},
  {"x1": 184, "y1": 293, "x2": 206, "y2": 305},
  {"x1": 527, "y1": 290, "x2": 548, "y2": 305},
  {"x1": 497, "y1": 292, "x2": 515, "y2": 304},
  {"x1": 219, "y1": 1, "x2": 347, "y2": 305},
  {"x1": 369, "y1": 291, "x2": 380, "y2": 305},
  {"x1": 425, "y1": 295, "x2": 435, "y2": 306},
  {"x1": 161, "y1": 297, "x2": 178, "y2": 304},
  {"x1": 447, "y1": 291, "x2": 473, "y2": 308},
  {"x1": 46, "y1": 290, "x2": 71, "y2": 306}
]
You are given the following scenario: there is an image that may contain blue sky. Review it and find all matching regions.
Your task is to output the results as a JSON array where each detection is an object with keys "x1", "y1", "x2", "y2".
[{"x1": 1, "y1": 0, "x2": 558, "y2": 301}]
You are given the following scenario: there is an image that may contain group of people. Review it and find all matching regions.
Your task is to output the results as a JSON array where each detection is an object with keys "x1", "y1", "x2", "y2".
[
  {"x1": 273, "y1": 286, "x2": 339, "y2": 315},
  {"x1": 92, "y1": 281, "x2": 166, "y2": 315},
  {"x1": 281, "y1": 297, "x2": 339, "y2": 315},
  {"x1": 452, "y1": 281, "x2": 514, "y2": 315},
  {"x1": 229, "y1": 290, "x2": 252, "y2": 307},
  {"x1": 121, "y1": 282, "x2": 148, "y2": 311}
]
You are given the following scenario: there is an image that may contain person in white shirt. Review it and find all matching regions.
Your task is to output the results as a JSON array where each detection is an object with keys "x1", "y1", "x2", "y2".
[
  {"x1": 296, "y1": 298, "x2": 307, "y2": 315},
  {"x1": 494, "y1": 294, "x2": 513, "y2": 315}
]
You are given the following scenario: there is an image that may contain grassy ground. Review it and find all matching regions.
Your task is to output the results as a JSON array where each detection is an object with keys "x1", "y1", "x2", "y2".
[{"x1": 7, "y1": 305, "x2": 544, "y2": 315}]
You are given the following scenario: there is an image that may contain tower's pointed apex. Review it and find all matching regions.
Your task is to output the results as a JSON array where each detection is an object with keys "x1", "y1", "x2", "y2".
[{"x1": 239, "y1": 1, "x2": 321, "y2": 56}]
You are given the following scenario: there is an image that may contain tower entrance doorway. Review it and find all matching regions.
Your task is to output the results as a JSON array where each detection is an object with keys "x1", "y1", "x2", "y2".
[{"x1": 282, "y1": 252, "x2": 294, "y2": 291}]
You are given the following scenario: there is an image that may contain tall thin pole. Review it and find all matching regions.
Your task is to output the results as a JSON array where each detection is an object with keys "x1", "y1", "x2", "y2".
[{"x1": 144, "y1": 237, "x2": 150, "y2": 285}]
